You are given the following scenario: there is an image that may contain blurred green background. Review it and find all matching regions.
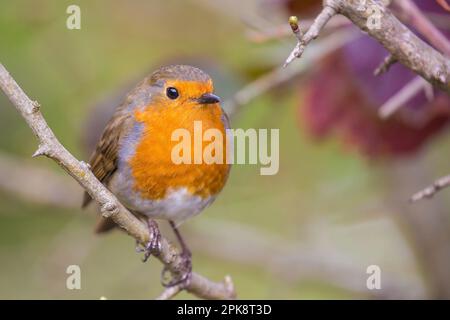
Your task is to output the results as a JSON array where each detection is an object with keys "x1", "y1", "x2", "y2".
[{"x1": 1, "y1": 0, "x2": 450, "y2": 299}]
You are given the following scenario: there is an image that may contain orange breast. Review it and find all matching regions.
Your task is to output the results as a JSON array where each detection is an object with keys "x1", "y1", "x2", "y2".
[{"x1": 129, "y1": 103, "x2": 230, "y2": 200}]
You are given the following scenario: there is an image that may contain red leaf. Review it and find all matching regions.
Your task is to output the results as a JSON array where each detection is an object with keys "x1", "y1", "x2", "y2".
[{"x1": 437, "y1": 0, "x2": 450, "y2": 12}]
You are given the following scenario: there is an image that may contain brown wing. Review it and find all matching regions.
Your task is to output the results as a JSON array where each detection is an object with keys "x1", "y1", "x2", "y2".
[
  {"x1": 81, "y1": 105, "x2": 133, "y2": 208},
  {"x1": 82, "y1": 77, "x2": 155, "y2": 233}
]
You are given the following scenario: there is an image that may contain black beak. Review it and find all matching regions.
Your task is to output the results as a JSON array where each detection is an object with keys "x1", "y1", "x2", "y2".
[{"x1": 197, "y1": 93, "x2": 221, "y2": 104}]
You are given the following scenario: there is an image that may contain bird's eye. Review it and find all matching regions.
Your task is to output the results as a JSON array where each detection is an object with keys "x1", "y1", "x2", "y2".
[{"x1": 166, "y1": 87, "x2": 179, "y2": 99}]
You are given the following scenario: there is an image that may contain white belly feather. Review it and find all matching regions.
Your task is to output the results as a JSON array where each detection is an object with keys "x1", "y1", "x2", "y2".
[{"x1": 109, "y1": 170, "x2": 215, "y2": 223}]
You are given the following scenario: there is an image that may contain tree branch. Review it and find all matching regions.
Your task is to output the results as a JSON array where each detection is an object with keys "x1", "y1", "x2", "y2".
[
  {"x1": 410, "y1": 174, "x2": 450, "y2": 202},
  {"x1": 374, "y1": 54, "x2": 397, "y2": 76},
  {"x1": 284, "y1": 6, "x2": 337, "y2": 67},
  {"x1": 392, "y1": 0, "x2": 450, "y2": 56},
  {"x1": 0, "y1": 63, "x2": 235, "y2": 300},
  {"x1": 378, "y1": 76, "x2": 429, "y2": 119},
  {"x1": 284, "y1": 0, "x2": 450, "y2": 93}
]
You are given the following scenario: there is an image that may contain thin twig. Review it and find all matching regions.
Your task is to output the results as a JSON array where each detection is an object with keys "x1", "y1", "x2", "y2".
[
  {"x1": 410, "y1": 174, "x2": 450, "y2": 202},
  {"x1": 378, "y1": 76, "x2": 428, "y2": 119},
  {"x1": 374, "y1": 54, "x2": 398, "y2": 76},
  {"x1": 0, "y1": 63, "x2": 235, "y2": 300},
  {"x1": 284, "y1": 6, "x2": 337, "y2": 67}
]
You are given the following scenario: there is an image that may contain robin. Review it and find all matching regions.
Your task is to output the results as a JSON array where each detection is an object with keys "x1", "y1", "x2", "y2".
[{"x1": 82, "y1": 65, "x2": 231, "y2": 286}]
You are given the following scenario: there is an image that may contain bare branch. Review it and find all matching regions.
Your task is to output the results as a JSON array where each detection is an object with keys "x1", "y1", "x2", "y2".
[
  {"x1": 336, "y1": 0, "x2": 450, "y2": 92},
  {"x1": 283, "y1": 0, "x2": 450, "y2": 93},
  {"x1": 374, "y1": 54, "x2": 398, "y2": 76},
  {"x1": 284, "y1": 6, "x2": 338, "y2": 67},
  {"x1": 0, "y1": 63, "x2": 235, "y2": 300},
  {"x1": 378, "y1": 76, "x2": 428, "y2": 119},
  {"x1": 392, "y1": 0, "x2": 450, "y2": 55},
  {"x1": 410, "y1": 174, "x2": 450, "y2": 202}
]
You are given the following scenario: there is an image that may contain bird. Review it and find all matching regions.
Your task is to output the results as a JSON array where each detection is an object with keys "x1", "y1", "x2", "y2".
[{"x1": 82, "y1": 65, "x2": 231, "y2": 286}]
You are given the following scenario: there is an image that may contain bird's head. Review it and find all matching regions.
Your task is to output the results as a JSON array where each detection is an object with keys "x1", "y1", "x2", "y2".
[{"x1": 148, "y1": 65, "x2": 221, "y2": 110}]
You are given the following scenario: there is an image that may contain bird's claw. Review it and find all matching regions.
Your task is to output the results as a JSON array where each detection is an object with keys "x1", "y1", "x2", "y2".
[
  {"x1": 160, "y1": 249, "x2": 192, "y2": 288},
  {"x1": 137, "y1": 219, "x2": 162, "y2": 262}
]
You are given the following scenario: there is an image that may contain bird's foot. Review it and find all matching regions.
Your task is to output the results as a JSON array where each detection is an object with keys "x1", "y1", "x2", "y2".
[
  {"x1": 161, "y1": 248, "x2": 192, "y2": 289},
  {"x1": 136, "y1": 219, "x2": 162, "y2": 262}
]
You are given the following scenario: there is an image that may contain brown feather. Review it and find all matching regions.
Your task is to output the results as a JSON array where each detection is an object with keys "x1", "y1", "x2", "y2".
[
  {"x1": 82, "y1": 76, "x2": 157, "y2": 233},
  {"x1": 81, "y1": 106, "x2": 132, "y2": 208},
  {"x1": 81, "y1": 76, "x2": 155, "y2": 210},
  {"x1": 82, "y1": 105, "x2": 133, "y2": 233}
]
